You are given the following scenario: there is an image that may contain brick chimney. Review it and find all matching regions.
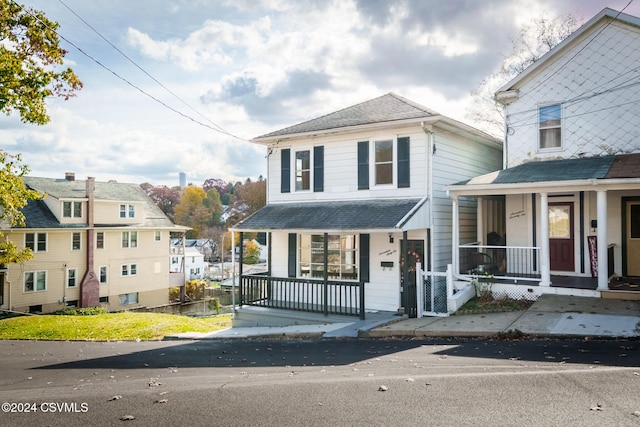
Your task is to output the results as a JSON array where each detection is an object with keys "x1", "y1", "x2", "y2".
[{"x1": 80, "y1": 177, "x2": 100, "y2": 308}]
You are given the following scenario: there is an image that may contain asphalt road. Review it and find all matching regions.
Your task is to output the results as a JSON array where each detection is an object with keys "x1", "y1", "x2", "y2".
[{"x1": 1, "y1": 337, "x2": 639, "y2": 426}]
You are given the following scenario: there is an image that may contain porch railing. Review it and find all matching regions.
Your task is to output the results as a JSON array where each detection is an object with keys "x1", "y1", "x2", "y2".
[
  {"x1": 459, "y1": 244, "x2": 541, "y2": 281},
  {"x1": 239, "y1": 274, "x2": 365, "y2": 319}
]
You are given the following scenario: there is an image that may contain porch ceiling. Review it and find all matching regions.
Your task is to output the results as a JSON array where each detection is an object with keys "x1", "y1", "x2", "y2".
[{"x1": 232, "y1": 197, "x2": 427, "y2": 233}]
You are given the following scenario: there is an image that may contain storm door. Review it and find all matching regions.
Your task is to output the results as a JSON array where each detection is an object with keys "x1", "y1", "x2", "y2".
[
  {"x1": 626, "y1": 201, "x2": 640, "y2": 276},
  {"x1": 549, "y1": 203, "x2": 575, "y2": 272}
]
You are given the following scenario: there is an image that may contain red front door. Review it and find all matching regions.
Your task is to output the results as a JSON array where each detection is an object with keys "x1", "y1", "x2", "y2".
[{"x1": 549, "y1": 203, "x2": 575, "y2": 272}]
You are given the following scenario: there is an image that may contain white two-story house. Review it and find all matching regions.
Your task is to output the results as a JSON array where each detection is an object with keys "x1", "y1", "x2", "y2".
[
  {"x1": 0, "y1": 173, "x2": 189, "y2": 314},
  {"x1": 232, "y1": 93, "x2": 502, "y2": 319},
  {"x1": 447, "y1": 8, "x2": 640, "y2": 301}
]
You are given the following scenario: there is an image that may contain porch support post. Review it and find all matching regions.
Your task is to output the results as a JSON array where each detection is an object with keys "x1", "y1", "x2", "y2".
[
  {"x1": 451, "y1": 196, "x2": 459, "y2": 277},
  {"x1": 323, "y1": 232, "x2": 329, "y2": 316},
  {"x1": 477, "y1": 196, "x2": 484, "y2": 244},
  {"x1": 597, "y1": 190, "x2": 608, "y2": 290},
  {"x1": 540, "y1": 192, "x2": 551, "y2": 287},
  {"x1": 401, "y1": 231, "x2": 408, "y2": 312}
]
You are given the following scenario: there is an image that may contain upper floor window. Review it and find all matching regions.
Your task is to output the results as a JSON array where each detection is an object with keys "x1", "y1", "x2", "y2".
[
  {"x1": 24, "y1": 271, "x2": 46, "y2": 292},
  {"x1": 25, "y1": 233, "x2": 47, "y2": 252},
  {"x1": 99, "y1": 266, "x2": 108, "y2": 284},
  {"x1": 280, "y1": 147, "x2": 324, "y2": 193},
  {"x1": 374, "y1": 140, "x2": 393, "y2": 185},
  {"x1": 72, "y1": 232, "x2": 82, "y2": 250},
  {"x1": 63, "y1": 201, "x2": 82, "y2": 218},
  {"x1": 358, "y1": 137, "x2": 410, "y2": 190},
  {"x1": 154, "y1": 230, "x2": 161, "y2": 242},
  {"x1": 121, "y1": 263, "x2": 138, "y2": 276},
  {"x1": 96, "y1": 232, "x2": 105, "y2": 249},
  {"x1": 539, "y1": 104, "x2": 561, "y2": 149},
  {"x1": 122, "y1": 231, "x2": 138, "y2": 248},
  {"x1": 120, "y1": 204, "x2": 135, "y2": 218},
  {"x1": 295, "y1": 150, "x2": 311, "y2": 191}
]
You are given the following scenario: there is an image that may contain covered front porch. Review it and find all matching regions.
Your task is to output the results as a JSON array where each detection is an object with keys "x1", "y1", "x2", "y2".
[
  {"x1": 447, "y1": 155, "x2": 640, "y2": 301},
  {"x1": 231, "y1": 198, "x2": 430, "y2": 320}
]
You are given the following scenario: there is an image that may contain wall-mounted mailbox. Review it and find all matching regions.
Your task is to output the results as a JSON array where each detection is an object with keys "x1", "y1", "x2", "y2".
[
  {"x1": 591, "y1": 219, "x2": 597, "y2": 228},
  {"x1": 381, "y1": 261, "x2": 394, "y2": 268}
]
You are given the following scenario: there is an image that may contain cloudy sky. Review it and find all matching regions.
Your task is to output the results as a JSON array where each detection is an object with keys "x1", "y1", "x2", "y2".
[{"x1": 5, "y1": 0, "x2": 639, "y2": 187}]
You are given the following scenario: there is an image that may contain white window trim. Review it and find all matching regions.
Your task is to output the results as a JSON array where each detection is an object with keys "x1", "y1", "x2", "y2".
[
  {"x1": 99, "y1": 265, "x2": 108, "y2": 284},
  {"x1": 298, "y1": 233, "x2": 359, "y2": 281},
  {"x1": 121, "y1": 263, "x2": 138, "y2": 277},
  {"x1": 71, "y1": 232, "x2": 82, "y2": 251},
  {"x1": 538, "y1": 103, "x2": 563, "y2": 152},
  {"x1": 24, "y1": 270, "x2": 47, "y2": 292},
  {"x1": 121, "y1": 231, "x2": 138, "y2": 248},
  {"x1": 25, "y1": 232, "x2": 47, "y2": 253},
  {"x1": 63, "y1": 201, "x2": 83, "y2": 218},
  {"x1": 67, "y1": 268, "x2": 78, "y2": 288},
  {"x1": 96, "y1": 231, "x2": 105, "y2": 249},
  {"x1": 154, "y1": 230, "x2": 162, "y2": 242},
  {"x1": 119, "y1": 204, "x2": 136, "y2": 219},
  {"x1": 293, "y1": 148, "x2": 313, "y2": 192},
  {"x1": 371, "y1": 137, "x2": 397, "y2": 188}
]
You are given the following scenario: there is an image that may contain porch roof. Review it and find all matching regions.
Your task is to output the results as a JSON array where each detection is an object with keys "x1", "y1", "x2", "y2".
[
  {"x1": 448, "y1": 154, "x2": 640, "y2": 195},
  {"x1": 232, "y1": 198, "x2": 427, "y2": 233}
]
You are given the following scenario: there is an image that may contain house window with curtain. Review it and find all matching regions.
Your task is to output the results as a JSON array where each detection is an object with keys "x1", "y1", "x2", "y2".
[
  {"x1": 295, "y1": 150, "x2": 311, "y2": 191},
  {"x1": 299, "y1": 234, "x2": 358, "y2": 280},
  {"x1": 539, "y1": 104, "x2": 562, "y2": 149}
]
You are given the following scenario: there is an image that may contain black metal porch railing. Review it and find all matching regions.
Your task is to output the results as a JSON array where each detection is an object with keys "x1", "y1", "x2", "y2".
[{"x1": 239, "y1": 274, "x2": 365, "y2": 319}]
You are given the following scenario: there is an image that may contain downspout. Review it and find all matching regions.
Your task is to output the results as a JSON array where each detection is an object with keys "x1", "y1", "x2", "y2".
[{"x1": 422, "y1": 123, "x2": 435, "y2": 272}]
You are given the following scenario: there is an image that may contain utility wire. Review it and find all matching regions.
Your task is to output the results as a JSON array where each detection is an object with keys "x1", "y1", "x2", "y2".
[{"x1": 11, "y1": 0, "x2": 248, "y2": 141}]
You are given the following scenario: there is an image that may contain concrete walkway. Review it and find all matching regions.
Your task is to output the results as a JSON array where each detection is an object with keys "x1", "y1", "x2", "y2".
[{"x1": 166, "y1": 294, "x2": 640, "y2": 340}]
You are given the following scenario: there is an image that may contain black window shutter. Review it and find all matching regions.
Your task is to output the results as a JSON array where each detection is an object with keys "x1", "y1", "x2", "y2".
[
  {"x1": 281, "y1": 149, "x2": 291, "y2": 193},
  {"x1": 287, "y1": 233, "x2": 297, "y2": 278},
  {"x1": 359, "y1": 234, "x2": 370, "y2": 282},
  {"x1": 357, "y1": 141, "x2": 369, "y2": 190},
  {"x1": 397, "y1": 137, "x2": 410, "y2": 188},
  {"x1": 313, "y1": 146, "x2": 324, "y2": 192}
]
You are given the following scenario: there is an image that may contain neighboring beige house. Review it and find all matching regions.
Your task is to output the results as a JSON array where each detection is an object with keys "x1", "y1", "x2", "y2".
[{"x1": 0, "y1": 173, "x2": 189, "y2": 314}]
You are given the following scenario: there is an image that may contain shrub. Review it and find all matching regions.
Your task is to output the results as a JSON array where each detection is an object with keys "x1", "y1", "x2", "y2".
[
  {"x1": 52, "y1": 307, "x2": 107, "y2": 316},
  {"x1": 169, "y1": 279, "x2": 207, "y2": 301}
]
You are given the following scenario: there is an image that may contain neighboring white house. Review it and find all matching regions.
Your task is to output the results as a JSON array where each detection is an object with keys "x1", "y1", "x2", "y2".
[
  {"x1": 170, "y1": 242, "x2": 206, "y2": 280},
  {"x1": 232, "y1": 93, "x2": 502, "y2": 318},
  {"x1": 447, "y1": 8, "x2": 640, "y2": 301}
]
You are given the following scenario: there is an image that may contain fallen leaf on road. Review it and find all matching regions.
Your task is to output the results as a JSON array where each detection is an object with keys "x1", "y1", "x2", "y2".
[
  {"x1": 120, "y1": 415, "x2": 135, "y2": 421},
  {"x1": 590, "y1": 404, "x2": 604, "y2": 411},
  {"x1": 155, "y1": 399, "x2": 168, "y2": 404},
  {"x1": 108, "y1": 395, "x2": 122, "y2": 401},
  {"x1": 378, "y1": 385, "x2": 388, "y2": 391}
]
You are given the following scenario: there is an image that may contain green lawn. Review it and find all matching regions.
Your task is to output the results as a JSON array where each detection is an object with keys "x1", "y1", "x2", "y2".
[{"x1": 0, "y1": 312, "x2": 232, "y2": 341}]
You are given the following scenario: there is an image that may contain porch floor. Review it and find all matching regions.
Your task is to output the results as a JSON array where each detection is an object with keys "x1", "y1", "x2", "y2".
[{"x1": 494, "y1": 275, "x2": 640, "y2": 292}]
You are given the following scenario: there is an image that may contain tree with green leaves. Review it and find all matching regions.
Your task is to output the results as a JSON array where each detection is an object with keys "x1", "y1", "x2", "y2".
[
  {"x1": 1, "y1": 0, "x2": 82, "y2": 124},
  {"x1": 0, "y1": 2, "x2": 81, "y2": 264},
  {"x1": 0, "y1": 152, "x2": 43, "y2": 265}
]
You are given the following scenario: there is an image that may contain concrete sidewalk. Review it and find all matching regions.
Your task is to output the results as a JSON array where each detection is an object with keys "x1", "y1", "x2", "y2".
[
  {"x1": 367, "y1": 294, "x2": 640, "y2": 339},
  {"x1": 166, "y1": 294, "x2": 640, "y2": 340}
]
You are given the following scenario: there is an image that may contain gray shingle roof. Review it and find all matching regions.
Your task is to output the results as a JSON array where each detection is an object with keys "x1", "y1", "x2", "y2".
[
  {"x1": 492, "y1": 156, "x2": 616, "y2": 184},
  {"x1": 234, "y1": 198, "x2": 424, "y2": 231},
  {"x1": 20, "y1": 176, "x2": 183, "y2": 230},
  {"x1": 255, "y1": 93, "x2": 439, "y2": 139}
]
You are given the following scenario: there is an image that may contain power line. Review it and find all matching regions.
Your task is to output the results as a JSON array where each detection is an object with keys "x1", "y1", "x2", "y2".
[{"x1": 10, "y1": 0, "x2": 248, "y2": 141}]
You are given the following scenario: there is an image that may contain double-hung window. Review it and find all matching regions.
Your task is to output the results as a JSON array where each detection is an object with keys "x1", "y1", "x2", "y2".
[
  {"x1": 99, "y1": 266, "x2": 108, "y2": 284},
  {"x1": 63, "y1": 201, "x2": 82, "y2": 218},
  {"x1": 295, "y1": 150, "x2": 311, "y2": 191},
  {"x1": 120, "y1": 204, "x2": 135, "y2": 218},
  {"x1": 25, "y1": 233, "x2": 47, "y2": 252},
  {"x1": 24, "y1": 271, "x2": 46, "y2": 292},
  {"x1": 67, "y1": 268, "x2": 77, "y2": 288},
  {"x1": 72, "y1": 232, "x2": 82, "y2": 250},
  {"x1": 374, "y1": 140, "x2": 393, "y2": 185},
  {"x1": 96, "y1": 232, "x2": 105, "y2": 249},
  {"x1": 121, "y1": 263, "x2": 138, "y2": 276},
  {"x1": 122, "y1": 231, "x2": 138, "y2": 248},
  {"x1": 539, "y1": 104, "x2": 562, "y2": 149},
  {"x1": 358, "y1": 137, "x2": 410, "y2": 190}
]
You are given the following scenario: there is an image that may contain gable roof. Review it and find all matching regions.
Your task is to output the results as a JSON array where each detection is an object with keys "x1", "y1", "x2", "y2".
[
  {"x1": 20, "y1": 176, "x2": 186, "y2": 230},
  {"x1": 253, "y1": 93, "x2": 440, "y2": 141},
  {"x1": 233, "y1": 198, "x2": 426, "y2": 232},
  {"x1": 497, "y1": 8, "x2": 640, "y2": 96}
]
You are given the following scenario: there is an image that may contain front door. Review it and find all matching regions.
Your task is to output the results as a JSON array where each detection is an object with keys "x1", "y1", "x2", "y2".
[
  {"x1": 400, "y1": 240, "x2": 424, "y2": 318},
  {"x1": 549, "y1": 203, "x2": 575, "y2": 272},
  {"x1": 626, "y1": 201, "x2": 640, "y2": 276}
]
